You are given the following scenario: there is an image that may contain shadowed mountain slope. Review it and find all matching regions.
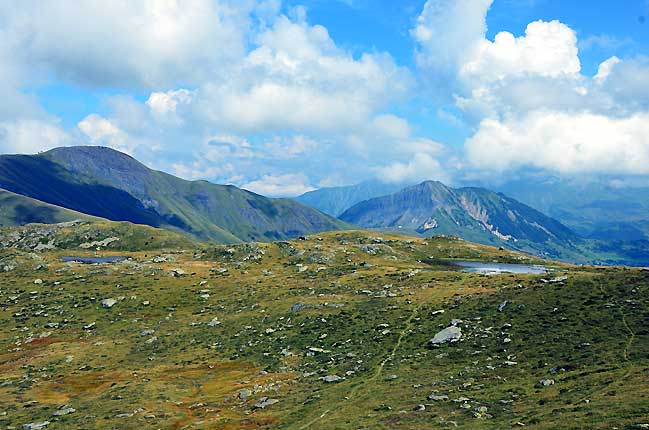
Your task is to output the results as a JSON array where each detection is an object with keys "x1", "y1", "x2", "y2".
[{"x1": 0, "y1": 146, "x2": 347, "y2": 242}]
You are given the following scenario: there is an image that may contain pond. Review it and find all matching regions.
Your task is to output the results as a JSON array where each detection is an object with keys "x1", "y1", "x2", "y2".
[
  {"x1": 449, "y1": 260, "x2": 548, "y2": 275},
  {"x1": 61, "y1": 256, "x2": 127, "y2": 264}
]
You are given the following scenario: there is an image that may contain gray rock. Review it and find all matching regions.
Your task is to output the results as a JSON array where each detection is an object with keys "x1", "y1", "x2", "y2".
[
  {"x1": 320, "y1": 375, "x2": 343, "y2": 383},
  {"x1": 539, "y1": 379, "x2": 555, "y2": 387},
  {"x1": 52, "y1": 405, "x2": 76, "y2": 416},
  {"x1": 101, "y1": 298, "x2": 117, "y2": 308},
  {"x1": 22, "y1": 422, "x2": 50, "y2": 430},
  {"x1": 254, "y1": 397, "x2": 279, "y2": 409},
  {"x1": 238, "y1": 389, "x2": 253, "y2": 400},
  {"x1": 169, "y1": 268, "x2": 186, "y2": 277},
  {"x1": 79, "y1": 237, "x2": 119, "y2": 249},
  {"x1": 429, "y1": 326, "x2": 462, "y2": 345},
  {"x1": 428, "y1": 394, "x2": 449, "y2": 401},
  {"x1": 498, "y1": 301, "x2": 508, "y2": 312}
]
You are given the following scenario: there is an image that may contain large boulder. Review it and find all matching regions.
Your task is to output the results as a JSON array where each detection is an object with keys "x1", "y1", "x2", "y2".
[{"x1": 429, "y1": 326, "x2": 462, "y2": 345}]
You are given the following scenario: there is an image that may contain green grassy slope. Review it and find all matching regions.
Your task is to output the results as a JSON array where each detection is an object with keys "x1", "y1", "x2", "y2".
[
  {"x1": 44, "y1": 146, "x2": 348, "y2": 242},
  {"x1": 0, "y1": 227, "x2": 647, "y2": 429},
  {"x1": 0, "y1": 219, "x2": 197, "y2": 252},
  {"x1": 0, "y1": 188, "x2": 97, "y2": 227},
  {"x1": 0, "y1": 147, "x2": 348, "y2": 243}
]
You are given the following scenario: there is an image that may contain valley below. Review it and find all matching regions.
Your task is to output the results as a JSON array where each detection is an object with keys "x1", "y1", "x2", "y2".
[{"x1": 1, "y1": 221, "x2": 648, "y2": 429}]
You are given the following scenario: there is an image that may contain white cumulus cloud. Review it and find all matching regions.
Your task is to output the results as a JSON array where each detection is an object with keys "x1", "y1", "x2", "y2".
[
  {"x1": 413, "y1": 0, "x2": 649, "y2": 178},
  {"x1": 0, "y1": 119, "x2": 70, "y2": 154},
  {"x1": 243, "y1": 173, "x2": 315, "y2": 196},
  {"x1": 466, "y1": 111, "x2": 649, "y2": 175},
  {"x1": 0, "y1": 0, "x2": 252, "y2": 88},
  {"x1": 461, "y1": 20, "x2": 581, "y2": 83}
]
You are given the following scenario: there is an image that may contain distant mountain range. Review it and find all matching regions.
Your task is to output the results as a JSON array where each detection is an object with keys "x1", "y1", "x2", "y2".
[
  {"x1": 2, "y1": 146, "x2": 647, "y2": 265},
  {"x1": 338, "y1": 181, "x2": 585, "y2": 261},
  {"x1": 0, "y1": 146, "x2": 347, "y2": 242},
  {"x1": 295, "y1": 180, "x2": 407, "y2": 217},
  {"x1": 296, "y1": 178, "x2": 649, "y2": 266},
  {"x1": 492, "y1": 176, "x2": 649, "y2": 241}
]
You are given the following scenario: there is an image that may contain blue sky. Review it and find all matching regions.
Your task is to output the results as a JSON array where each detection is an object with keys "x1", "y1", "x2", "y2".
[{"x1": 2, "y1": 0, "x2": 649, "y2": 195}]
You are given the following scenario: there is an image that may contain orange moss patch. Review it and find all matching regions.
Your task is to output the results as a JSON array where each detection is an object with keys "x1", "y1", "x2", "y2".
[
  {"x1": 31, "y1": 369, "x2": 131, "y2": 405},
  {"x1": 155, "y1": 362, "x2": 294, "y2": 430},
  {"x1": 0, "y1": 337, "x2": 63, "y2": 374}
]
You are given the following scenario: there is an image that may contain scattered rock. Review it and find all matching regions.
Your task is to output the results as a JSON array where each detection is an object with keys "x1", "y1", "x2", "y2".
[
  {"x1": 101, "y1": 298, "x2": 117, "y2": 308},
  {"x1": 539, "y1": 379, "x2": 555, "y2": 387},
  {"x1": 169, "y1": 268, "x2": 186, "y2": 277},
  {"x1": 429, "y1": 326, "x2": 462, "y2": 345},
  {"x1": 238, "y1": 389, "x2": 252, "y2": 400},
  {"x1": 320, "y1": 375, "x2": 343, "y2": 383},
  {"x1": 254, "y1": 397, "x2": 279, "y2": 409},
  {"x1": 79, "y1": 237, "x2": 119, "y2": 249},
  {"x1": 52, "y1": 405, "x2": 76, "y2": 416},
  {"x1": 498, "y1": 301, "x2": 508, "y2": 312},
  {"x1": 22, "y1": 422, "x2": 50, "y2": 430},
  {"x1": 428, "y1": 394, "x2": 449, "y2": 401}
]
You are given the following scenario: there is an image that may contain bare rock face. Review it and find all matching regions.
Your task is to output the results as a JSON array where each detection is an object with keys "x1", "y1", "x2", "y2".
[{"x1": 429, "y1": 326, "x2": 462, "y2": 345}]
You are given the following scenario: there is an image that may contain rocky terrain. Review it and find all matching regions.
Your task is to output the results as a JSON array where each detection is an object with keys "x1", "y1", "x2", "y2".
[{"x1": 0, "y1": 221, "x2": 647, "y2": 429}]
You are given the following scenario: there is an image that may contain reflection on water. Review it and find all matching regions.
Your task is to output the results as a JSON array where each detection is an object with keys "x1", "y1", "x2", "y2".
[{"x1": 450, "y1": 260, "x2": 548, "y2": 275}]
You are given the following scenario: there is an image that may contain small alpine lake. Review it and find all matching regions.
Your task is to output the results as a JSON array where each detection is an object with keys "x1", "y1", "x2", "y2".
[
  {"x1": 61, "y1": 256, "x2": 127, "y2": 264},
  {"x1": 448, "y1": 260, "x2": 549, "y2": 275}
]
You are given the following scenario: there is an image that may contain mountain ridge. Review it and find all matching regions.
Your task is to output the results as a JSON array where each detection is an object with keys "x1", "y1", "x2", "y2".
[
  {"x1": 295, "y1": 179, "x2": 407, "y2": 217},
  {"x1": 0, "y1": 146, "x2": 348, "y2": 243},
  {"x1": 339, "y1": 180, "x2": 583, "y2": 261}
]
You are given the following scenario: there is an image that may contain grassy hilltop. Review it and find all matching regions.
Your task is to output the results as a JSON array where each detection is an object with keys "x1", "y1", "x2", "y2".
[{"x1": 0, "y1": 222, "x2": 647, "y2": 430}]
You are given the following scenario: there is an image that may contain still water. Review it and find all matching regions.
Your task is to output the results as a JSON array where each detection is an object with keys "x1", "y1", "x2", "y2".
[{"x1": 450, "y1": 260, "x2": 548, "y2": 275}]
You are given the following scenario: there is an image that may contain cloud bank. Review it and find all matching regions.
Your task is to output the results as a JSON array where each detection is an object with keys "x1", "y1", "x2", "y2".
[{"x1": 0, "y1": 0, "x2": 646, "y2": 195}]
